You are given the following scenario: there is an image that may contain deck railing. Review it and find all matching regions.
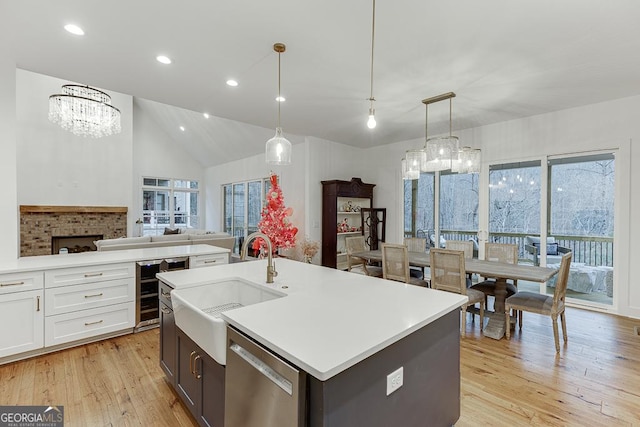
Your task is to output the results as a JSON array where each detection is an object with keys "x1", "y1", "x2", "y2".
[{"x1": 406, "y1": 230, "x2": 613, "y2": 267}]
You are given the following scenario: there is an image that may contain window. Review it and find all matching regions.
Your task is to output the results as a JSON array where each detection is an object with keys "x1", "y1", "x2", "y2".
[
  {"x1": 439, "y1": 171, "x2": 479, "y2": 237},
  {"x1": 142, "y1": 177, "x2": 199, "y2": 235},
  {"x1": 223, "y1": 177, "x2": 270, "y2": 254},
  {"x1": 404, "y1": 173, "x2": 435, "y2": 239}
]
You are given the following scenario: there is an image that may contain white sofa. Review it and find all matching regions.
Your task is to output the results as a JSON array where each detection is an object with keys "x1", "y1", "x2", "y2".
[{"x1": 95, "y1": 231, "x2": 235, "y2": 252}]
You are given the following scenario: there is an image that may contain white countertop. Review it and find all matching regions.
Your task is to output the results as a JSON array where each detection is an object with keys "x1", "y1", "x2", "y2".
[
  {"x1": 0, "y1": 244, "x2": 229, "y2": 274},
  {"x1": 157, "y1": 258, "x2": 466, "y2": 381}
]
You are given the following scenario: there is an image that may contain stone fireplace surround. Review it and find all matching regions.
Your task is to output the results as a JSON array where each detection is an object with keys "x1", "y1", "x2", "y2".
[{"x1": 20, "y1": 205, "x2": 128, "y2": 257}]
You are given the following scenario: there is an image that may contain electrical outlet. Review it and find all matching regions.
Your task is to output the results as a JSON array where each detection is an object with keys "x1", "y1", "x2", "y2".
[{"x1": 386, "y1": 367, "x2": 403, "y2": 396}]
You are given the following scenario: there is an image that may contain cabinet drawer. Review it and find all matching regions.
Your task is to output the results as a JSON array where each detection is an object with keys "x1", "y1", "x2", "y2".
[
  {"x1": 45, "y1": 301, "x2": 135, "y2": 347},
  {"x1": 45, "y1": 263, "x2": 134, "y2": 288},
  {"x1": 189, "y1": 254, "x2": 229, "y2": 268},
  {"x1": 45, "y1": 278, "x2": 135, "y2": 316},
  {"x1": 0, "y1": 271, "x2": 44, "y2": 295}
]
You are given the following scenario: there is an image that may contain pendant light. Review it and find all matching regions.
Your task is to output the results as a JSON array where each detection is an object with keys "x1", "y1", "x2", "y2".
[
  {"x1": 366, "y1": 0, "x2": 377, "y2": 129},
  {"x1": 265, "y1": 43, "x2": 292, "y2": 165},
  {"x1": 423, "y1": 93, "x2": 459, "y2": 172}
]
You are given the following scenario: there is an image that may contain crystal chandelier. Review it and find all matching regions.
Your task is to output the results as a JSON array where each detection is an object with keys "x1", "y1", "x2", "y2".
[
  {"x1": 451, "y1": 146, "x2": 482, "y2": 174},
  {"x1": 266, "y1": 43, "x2": 292, "y2": 165},
  {"x1": 49, "y1": 84, "x2": 121, "y2": 138}
]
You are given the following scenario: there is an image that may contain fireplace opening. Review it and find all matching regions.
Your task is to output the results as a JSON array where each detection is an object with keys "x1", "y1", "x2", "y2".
[{"x1": 52, "y1": 235, "x2": 103, "y2": 254}]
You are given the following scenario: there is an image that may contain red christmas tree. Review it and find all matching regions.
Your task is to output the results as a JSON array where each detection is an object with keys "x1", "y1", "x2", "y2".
[{"x1": 253, "y1": 173, "x2": 298, "y2": 254}]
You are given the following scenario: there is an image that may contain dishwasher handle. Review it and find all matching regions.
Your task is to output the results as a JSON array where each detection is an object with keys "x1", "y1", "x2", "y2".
[{"x1": 230, "y1": 342, "x2": 293, "y2": 395}]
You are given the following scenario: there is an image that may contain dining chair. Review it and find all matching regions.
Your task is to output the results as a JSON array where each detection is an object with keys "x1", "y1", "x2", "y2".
[
  {"x1": 381, "y1": 243, "x2": 428, "y2": 287},
  {"x1": 470, "y1": 243, "x2": 519, "y2": 304},
  {"x1": 403, "y1": 237, "x2": 429, "y2": 282},
  {"x1": 505, "y1": 252, "x2": 572, "y2": 352},
  {"x1": 345, "y1": 236, "x2": 383, "y2": 277},
  {"x1": 430, "y1": 248, "x2": 484, "y2": 336},
  {"x1": 445, "y1": 240, "x2": 473, "y2": 259}
]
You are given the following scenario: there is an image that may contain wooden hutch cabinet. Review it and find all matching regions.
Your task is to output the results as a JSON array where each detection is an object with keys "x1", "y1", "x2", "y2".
[{"x1": 321, "y1": 178, "x2": 375, "y2": 269}]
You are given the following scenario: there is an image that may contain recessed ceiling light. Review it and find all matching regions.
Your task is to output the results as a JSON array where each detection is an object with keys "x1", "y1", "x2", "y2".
[
  {"x1": 179, "y1": 126, "x2": 185, "y2": 131},
  {"x1": 226, "y1": 79, "x2": 238, "y2": 87},
  {"x1": 203, "y1": 113, "x2": 210, "y2": 119},
  {"x1": 156, "y1": 55, "x2": 172, "y2": 65},
  {"x1": 276, "y1": 96, "x2": 286, "y2": 102},
  {"x1": 64, "y1": 24, "x2": 84, "y2": 36}
]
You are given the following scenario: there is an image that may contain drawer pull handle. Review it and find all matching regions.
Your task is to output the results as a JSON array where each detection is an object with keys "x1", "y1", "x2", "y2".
[
  {"x1": 161, "y1": 290, "x2": 171, "y2": 299},
  {"x1": 84, "y1": 319, "x2": 104, "y2": 326},
  {"x1": 204, "y1": 260, "x2": 217, "y2": 264},
  {"x1": 37, "y1": 295, "x2": 40, "y2": 311},
  {"x1": 84, "y1": 272, "x2": 104, "y2": 278},
  {"x1": 161, "y1": 307, "x2": 172, "y2": 314},
  {"x1": 84, "y1": 293, "x2": 104, "y2": 298},
  {"x1": 0, "y1": 281, "x2": 25, "y2": 287}
]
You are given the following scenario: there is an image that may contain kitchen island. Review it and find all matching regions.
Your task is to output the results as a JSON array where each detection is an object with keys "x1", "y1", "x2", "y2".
[{"x1": 157, "y1": 258, "x2": 467, "y2": 427}]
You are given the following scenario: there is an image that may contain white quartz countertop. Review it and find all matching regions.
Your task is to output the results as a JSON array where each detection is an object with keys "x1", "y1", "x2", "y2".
[
  {"x1": 0, "y1": 244, "x2": 229, "y2": 274},
  {"x1": 157, "y1": 258, "x2": 467, "y2": 381}
]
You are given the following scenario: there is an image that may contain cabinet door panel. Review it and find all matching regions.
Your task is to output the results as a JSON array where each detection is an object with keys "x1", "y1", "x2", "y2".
[
  {"x1": 176, "y1": 330, "x2": 201, "y2": 417},
  {"x1": 160, "y1": 302, "x2": 176, "y2": 384},
  {"x1": 0, "y1": 290, "x2": 44, "y2": 358}
]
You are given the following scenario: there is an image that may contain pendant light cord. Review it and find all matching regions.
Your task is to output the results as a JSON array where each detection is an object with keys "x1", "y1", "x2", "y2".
[
  {"x1": 277, "y1": 51, "x2": 282, "y2": 128},
  {"x1": 369, "y1": 0, "x2": 376, "y2": 107}
]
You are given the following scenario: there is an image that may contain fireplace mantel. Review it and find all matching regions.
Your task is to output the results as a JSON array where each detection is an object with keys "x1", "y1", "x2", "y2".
[{"x1": 20, "y1": 205, "x2": 128, "y2": 214}]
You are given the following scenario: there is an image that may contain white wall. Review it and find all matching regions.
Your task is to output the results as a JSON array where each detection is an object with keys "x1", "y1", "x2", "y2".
[
  {"x1": 16, "y1": 70, "x2": 134, "y2": 228},
  {"x1": 205, "y1": 136, "x2": 370, "y2": 261},
  {"x1": 366, "y1": 95, "x2": 640, "y2": 319},
  {"x1": 0, "y1": 58, "x2": 18, "y2": 259},
  {"x1": 132, "y1": 100, "x2": 205, "y2": 225}
]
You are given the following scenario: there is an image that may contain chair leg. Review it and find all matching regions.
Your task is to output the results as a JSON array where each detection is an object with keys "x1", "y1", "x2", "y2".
[
  {"x1": 552, "y1": 314, "x2": 560, "y2": 353},
  {"x1": 518, "y1": 310, "x2": 523, "y2": 330},
  {"x1": 479, "y1": 301, "x2": 484, "y2": 332},
  {"x1": 505, "y1": 304, "x2": 511, "y2": 339},
  {"x1": 560, "y1": 311, "x2": 567, "y2": 343},
  {"x1": 460, "y1": 307, "x2": 466, "y2": 337}
]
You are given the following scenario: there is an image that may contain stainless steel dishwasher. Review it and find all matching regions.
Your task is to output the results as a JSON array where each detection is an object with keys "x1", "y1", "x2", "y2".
[{"x1": 225, "y1": 327, "x2": 306, "y2": 427}]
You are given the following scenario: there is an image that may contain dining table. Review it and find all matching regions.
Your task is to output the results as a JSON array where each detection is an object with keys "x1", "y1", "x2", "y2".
[{"x1": 352, "y1": 249, "x2": 559, "y2": 339}]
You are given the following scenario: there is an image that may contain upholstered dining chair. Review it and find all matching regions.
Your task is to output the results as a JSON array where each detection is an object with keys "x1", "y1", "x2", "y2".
[
  {"x1": 381, "y1": 243, "x2": 428, "y2": 287},
  {"x1": 430, "y1": 248, "x2": 485, "y2": 336},
  {"x1": 505, "y1": 252, "x2": 572, "y2": 352},
  {"x1": 345, "y1": 236, "x2": 383, "y2": 277},
  {"x1": 470, "y1": 243, "x2": 519, "y2": 304},
  {"x1": 403, "y1": 237, "x2": 429, "y2": 282}
]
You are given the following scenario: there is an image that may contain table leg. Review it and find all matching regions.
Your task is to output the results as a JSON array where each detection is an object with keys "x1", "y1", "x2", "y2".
[{"x1": 483, "y1": 278, "x2": 508, "y2": 340}]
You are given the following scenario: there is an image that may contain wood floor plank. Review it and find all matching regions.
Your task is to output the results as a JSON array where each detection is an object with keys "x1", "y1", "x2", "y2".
[{"x1": 0, "y1": 306, "x2": 639, "y2": 426}]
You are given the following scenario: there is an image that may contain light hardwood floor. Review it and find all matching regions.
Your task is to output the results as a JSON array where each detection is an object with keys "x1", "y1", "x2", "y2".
[{"x1": 1, "y1": 307, "x2": 638, "y2": 426}]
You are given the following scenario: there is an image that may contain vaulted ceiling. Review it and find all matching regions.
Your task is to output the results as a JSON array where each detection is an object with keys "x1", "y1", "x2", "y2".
[{"x1": 5, "y1": 0, "x2": 640, "y2": 167}]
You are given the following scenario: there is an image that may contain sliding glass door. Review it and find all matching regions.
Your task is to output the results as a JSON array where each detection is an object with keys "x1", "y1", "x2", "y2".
[{"x1": 548, "y1": 153, "x2": 614, "y2": 306}]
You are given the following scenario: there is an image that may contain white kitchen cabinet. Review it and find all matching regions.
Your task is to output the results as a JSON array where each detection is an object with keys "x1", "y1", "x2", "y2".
[
  {"x1": 45, "y1": 278, "x2": 134, "y2": 316},
  {"x1": 189, "y1": 253, "x2": 229, "y2": 268},
  {"x1": 44, "y1": 262, "x2": 135, "y2": 347},
  {"x1": 44, "y1": 302, "x2": 135, "y2": 347},
  {"x1": 0, "y1": 270, "x2": 44, "y2": 295},
  {"x1": 45, "y1": 263, "x2": 134, "y2": 288},
  {"x1": 0, "y1": 288, "x2": 44, "y2": 358}
]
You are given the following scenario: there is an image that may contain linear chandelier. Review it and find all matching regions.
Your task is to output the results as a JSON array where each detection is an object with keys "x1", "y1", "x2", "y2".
[
  {"x1": 404, "y1": 92, "x2": 481, "y2": 179},
  {"x1": 49, "y1": 84, "x2": 121, "y2": 138},
  {"x1": 266, "y1": 43, "x2": 292, "y2": 165}
]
